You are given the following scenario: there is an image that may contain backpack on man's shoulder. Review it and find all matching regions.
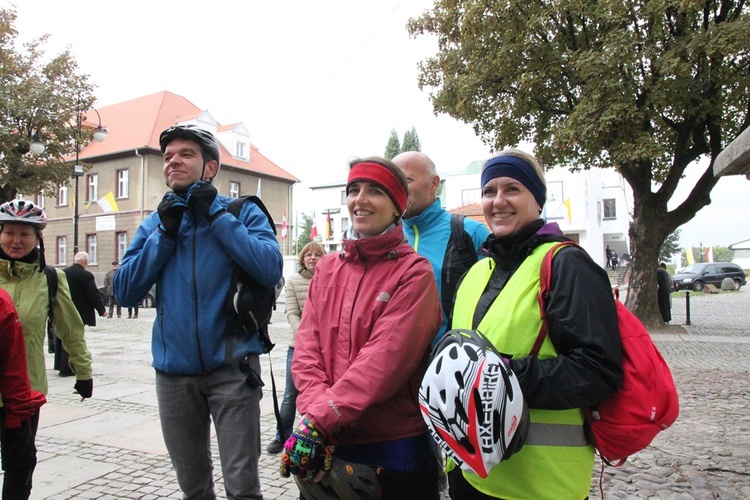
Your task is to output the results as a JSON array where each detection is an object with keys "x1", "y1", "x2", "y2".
[
  {"x1": 441, "y1": 214, "x2": 479, "y2": 324},
  {"x1": 226, "y1": 195, "x2": 283, "y2": 354},
  {"x1": 535, "y1": 241, "x2": 679, "y2": 465}
]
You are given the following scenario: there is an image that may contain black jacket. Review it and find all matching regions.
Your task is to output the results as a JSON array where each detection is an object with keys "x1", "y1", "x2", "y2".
[
  {"x1": 472, "y1": 220, "x2": 623, "y2": 410},
  {"x1": 63, "y1": 263, "x2": 106, "y2": 326}
]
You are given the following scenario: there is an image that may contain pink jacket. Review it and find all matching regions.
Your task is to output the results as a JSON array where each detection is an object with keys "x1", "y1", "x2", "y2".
[{"x1": 293, "y1": 226, "x2": 441, "y2": 446}]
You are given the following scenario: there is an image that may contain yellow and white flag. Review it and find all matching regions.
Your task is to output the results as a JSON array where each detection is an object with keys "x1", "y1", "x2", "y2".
[
  {"x1": 685, "y1": 244, "x2": 694, "y2": 265},
  {"x1": 97, "y1": 192, "x2": 119, "y2": 213}
]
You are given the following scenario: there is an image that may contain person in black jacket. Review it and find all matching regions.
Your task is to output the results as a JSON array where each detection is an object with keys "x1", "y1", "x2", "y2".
[{"x1": 58, "y1": 252, "x2": 106, "y2": 376}]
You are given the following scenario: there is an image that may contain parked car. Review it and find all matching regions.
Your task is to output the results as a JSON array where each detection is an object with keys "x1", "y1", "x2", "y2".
[
  {"x1": 98, "y1": 284, "x2": 156, "y2": 308},
  {"x1": 672, "y1": 262, "x2": 747, "y2": 291}
]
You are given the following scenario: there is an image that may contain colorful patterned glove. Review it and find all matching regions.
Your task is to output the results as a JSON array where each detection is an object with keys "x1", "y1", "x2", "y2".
[{"x1": 279, "y1": 416, "x2": 335, "y2": 478}]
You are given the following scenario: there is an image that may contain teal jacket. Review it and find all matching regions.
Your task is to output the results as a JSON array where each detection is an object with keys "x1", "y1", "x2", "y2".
[
  {"x1": 402, "y1": 199, "x2": 489, "y2": 339},
  {"x1": 114, "y1": 193, "x2": 282, "y2": 375}
]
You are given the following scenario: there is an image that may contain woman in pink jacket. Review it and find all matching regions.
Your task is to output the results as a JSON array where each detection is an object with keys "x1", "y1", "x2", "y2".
[{"x1": 281, "y1": 157, "x2": 443, "y2": 499}]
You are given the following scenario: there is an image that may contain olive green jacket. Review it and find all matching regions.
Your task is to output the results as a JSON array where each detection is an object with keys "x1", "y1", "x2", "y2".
[{"x1": 0, "y1": 258, "x2": 92, "y2": 396}]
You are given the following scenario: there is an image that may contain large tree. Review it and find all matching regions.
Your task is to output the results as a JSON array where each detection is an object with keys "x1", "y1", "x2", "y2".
[
  {"x1": 401, "y1": 126, "x2": 422, "y2": 152},
  {"x1": 408, "y1": 0, "x2": 750, "y2": 326},
  {"x1": 0, "y1": 7, "x2": 98, "y2": 203}
]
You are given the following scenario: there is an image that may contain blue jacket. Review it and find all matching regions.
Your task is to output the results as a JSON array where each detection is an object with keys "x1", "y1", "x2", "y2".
[
  {"x1": 402, "y1": 199, "x2": 489, "y2": 338},
  {"x1": 113, "y1": 193, "x2": 283, "y2": 375}
]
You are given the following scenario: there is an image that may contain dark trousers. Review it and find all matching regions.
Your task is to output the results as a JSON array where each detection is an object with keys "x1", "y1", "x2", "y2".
[
  {"x1": 108, "y1": 296, "x2": 121, "y2": 317},
  {"x1": 1, "y1": 409, "x2": 40, "y2": 500},
  {"x1": 128, "y1": 305, "x2": 139, "y2": 317}
]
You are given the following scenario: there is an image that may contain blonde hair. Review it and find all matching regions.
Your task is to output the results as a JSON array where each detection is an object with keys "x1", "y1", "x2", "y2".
[{"x1": 298, "y1": 242, "x2": 325, "y2": 271}]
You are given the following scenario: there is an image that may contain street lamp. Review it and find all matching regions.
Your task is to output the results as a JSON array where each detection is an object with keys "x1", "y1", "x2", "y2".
[{"x1": 72, "y1": 103, "x2": 108, "y2": 253}]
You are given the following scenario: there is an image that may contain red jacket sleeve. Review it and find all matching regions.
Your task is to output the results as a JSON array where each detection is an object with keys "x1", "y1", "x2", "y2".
[{"x1": 0, "y1": 292, "x2": 46, "y2": 428}]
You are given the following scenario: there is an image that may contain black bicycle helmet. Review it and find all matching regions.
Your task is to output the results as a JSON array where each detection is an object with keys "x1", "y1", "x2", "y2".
[
  {"x1": 159, "y1": 124, "x2": 221, "y2": 164},
  {"x1": 294, "y1": 457, "x2": 382, "y2": 499},
  {"x1": 0, "y1": 200, "x2": 48, "y2": 229}
]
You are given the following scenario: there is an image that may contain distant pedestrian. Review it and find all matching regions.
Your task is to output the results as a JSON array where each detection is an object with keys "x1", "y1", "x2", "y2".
[
  {"x1": 657, "y1": 262, "x2": 673, "y2": 323},
  {"x1": 611, "y1": 250, "x2": 619, "y2": 270},
  {"x1": 127, "y1": 304, "x2": 138, "y2": 319},
  {"x1": 606, "y1": 245, "x2": 613, "y2": 268},
  {"x1": 104, "y1": 261, "x2": 121, "y2": 318},
  {"x1": 59, "y1": 252, "x2": 106, "y2": 376}
]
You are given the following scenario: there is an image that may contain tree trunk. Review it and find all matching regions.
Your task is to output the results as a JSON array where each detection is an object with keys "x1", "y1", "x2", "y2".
[{"x1": 625, "y1": 201, "x2": 668, "y2": 328}]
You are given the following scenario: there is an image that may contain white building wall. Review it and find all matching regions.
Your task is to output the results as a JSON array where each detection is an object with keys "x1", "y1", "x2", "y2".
[{"x1": 309, "y1": 182, "x2": 348, "y2": 254}]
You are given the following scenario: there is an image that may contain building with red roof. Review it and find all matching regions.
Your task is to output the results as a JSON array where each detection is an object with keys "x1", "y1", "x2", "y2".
[{"x1": 37, "y1": 91, "x2": 298, "y2": 281}]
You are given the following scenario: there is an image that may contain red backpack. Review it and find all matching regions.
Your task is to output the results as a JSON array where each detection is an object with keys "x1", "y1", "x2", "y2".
[{"x1": 533, "y1": 242, "x2": 679, "y2": 465}]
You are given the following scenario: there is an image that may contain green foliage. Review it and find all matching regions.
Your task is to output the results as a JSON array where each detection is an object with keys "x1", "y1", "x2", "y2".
[
  {"x1": 295, "y1": 212, "x2": 313, "y2": 252},
  {"x1": 0, "y1": 7, "x2": 97, "y2": 203},
  {"x1": 408, "y1": 0, "x2": 750, "y2": 322},
  {"x1": 401, "y1": 127, "x2": 421, "y2": 153},
  {"x1": 384, "y1": 127, "x2": 421, "y2": 159},
  {"x1": 384, "y1": 129, "x2": 400, "y2": 159},
  {"x1": 659, "y1": 229, "x2": 681, "y2": 263}
]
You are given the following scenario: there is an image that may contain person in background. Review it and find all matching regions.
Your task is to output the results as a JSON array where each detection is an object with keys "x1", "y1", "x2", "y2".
[
  {"x1": 281, "y1": 157, "x2": 442, "y2": 499},
  {"x1": 59, "y1": 252, "x2": 106, "y2": 376},
  {"x1": 127, "y1": 303, "x2": 139, "y2": 319},
  {"x1": 103, "y1": 261, "x2": 121, "y2": 318},
  {"x1": 114, "y1": 124, "x2": 283, "y2": 499},
  {"x1": 0, "y1": 200, "x2": 93, "y2": 500},
  {"x1": 657, "y1": 262, "x2": 673, "y2": 323},
  {"x1": 393, "y1": 151, "x2": 489, "y2": 343},
  {"x1": 265, "y1": 241, "x2": 325, "y2": 455},
  {"x1": 448, "y1": 149, "x2": 622, "y2": 499},
  {"x1": 605, "y1": 244, "x2": 613, "y2": 268}
]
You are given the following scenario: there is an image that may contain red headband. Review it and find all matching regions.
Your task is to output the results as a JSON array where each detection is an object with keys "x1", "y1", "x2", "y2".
[{"x1": 347, "y1": 162, "x2": 407, "y2": 213}]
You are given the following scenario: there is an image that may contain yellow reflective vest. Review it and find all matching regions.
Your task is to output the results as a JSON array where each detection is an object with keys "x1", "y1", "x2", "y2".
[{"x1": 451, "y1": 242, "x2": 594, "y2": 500}]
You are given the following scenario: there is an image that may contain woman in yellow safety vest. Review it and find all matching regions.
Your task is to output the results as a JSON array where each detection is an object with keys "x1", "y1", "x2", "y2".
[{"x1": 447, "y1": 149, "x2": 623, "y2": 500}]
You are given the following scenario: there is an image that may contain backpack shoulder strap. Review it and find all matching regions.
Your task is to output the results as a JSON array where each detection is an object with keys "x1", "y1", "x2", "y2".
[
  {"x1": 531, "y1": 241, "x2": 581, "y2": 356},
  {"x1": 228, "y1": 195, "x2": 276, "y2": 235},
  {"x1": 43, "y1": 265, "x2": 58, "y2": 323},
  {"x1": 441, "y1": 214, "x2": 479, "y2": 325}
]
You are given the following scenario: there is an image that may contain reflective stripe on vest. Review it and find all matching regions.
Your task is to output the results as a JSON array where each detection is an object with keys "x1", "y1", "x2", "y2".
[{"x1": 452, "y1": 242, "x2": 594, "y2": 500}]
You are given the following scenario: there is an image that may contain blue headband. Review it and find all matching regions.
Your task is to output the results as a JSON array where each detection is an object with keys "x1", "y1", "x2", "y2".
[{"x1": 481, "y1": 155, "x2": 546, "y2": 209}]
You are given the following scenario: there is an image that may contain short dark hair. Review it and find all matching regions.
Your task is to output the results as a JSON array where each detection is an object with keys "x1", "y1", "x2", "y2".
[{"x1": 112, "y1": 261, "x2": 119, "y2": 266}]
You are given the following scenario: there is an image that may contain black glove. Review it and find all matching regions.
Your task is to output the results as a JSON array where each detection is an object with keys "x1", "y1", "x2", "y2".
[
  {"x1": 158, "y1": 193, "x2": 188, "y2": 239},
  {"x1": 74, "y1": 379, "x2": 93, "y2": 399},
  {"x1": 186, "y1": 181, "x2": 224, "y2": 222},
  {"x1": 2, "y1": 420, "x2": 33, "y2": 455}
]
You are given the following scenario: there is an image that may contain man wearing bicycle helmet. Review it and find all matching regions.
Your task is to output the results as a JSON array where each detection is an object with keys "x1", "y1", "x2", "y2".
[
  {"x1": 0, "y1": 200, "x2": 93, "y2": 499},
  {"x1": 114, "y1": 124, "x2": 282, "y2": 499}
]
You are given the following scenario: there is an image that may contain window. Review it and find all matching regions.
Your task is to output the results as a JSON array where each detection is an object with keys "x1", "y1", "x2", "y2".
[
  {"x1": 35, "y1": 191, "x2": 45, "y2": 209},
  {"x1": 57, "y1": 185, "x2": 68, "y2": 206},
  {"x1": 236, "y1": 142, "x2": 246, "y2": 158},
  {"x1": 117, "y1": 232, "x2": 128, "y2": 261},
  {"x1": 341, "y1": 217, "x2": 349, "y2": 233},
  {"x1": 340, "y1": 190, "x2": 347, "y2": 205},
  {"x1": 117, "y1": 169, "x2": 129, "y2": 198},
  {"x1": 57, "y1": 236, "x2": 67, "y2": 265},
  {"x1": 87, "y1": 173, "x2": 99, "y2": 202},
  {"x1": 603, "y1": 199, "x2": 617, "y2": 219},
  {"x1": 87, "y1": 235, "x2": 98, "y2": 264},
  {"x1": 230, "y1": 181, "x2": 240, "y2": 199}
]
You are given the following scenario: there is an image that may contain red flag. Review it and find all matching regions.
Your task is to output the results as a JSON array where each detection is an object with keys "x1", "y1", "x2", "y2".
[
  {"x1": 705, "y1": 246, "x2": 714, "y2": 263},
  {"x1": 310, "y1": 217, "x2": 318, "y2": 239},
  {"x1": 281, "y1": 212, "x2": 287, "y2": 239},
  {"x1": 325, "y1": 212, "x2": 332, "y2": 239}
]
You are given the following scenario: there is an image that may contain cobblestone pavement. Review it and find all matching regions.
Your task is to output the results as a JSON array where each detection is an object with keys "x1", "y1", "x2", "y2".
[{"x1": 4, "y1": 288, "x2": 748, "y2": 499}]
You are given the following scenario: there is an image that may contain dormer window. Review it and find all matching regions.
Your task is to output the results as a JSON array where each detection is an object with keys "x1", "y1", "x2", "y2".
[{"x1": 236, "y1": 142, "x2": 246, "y2": 158}]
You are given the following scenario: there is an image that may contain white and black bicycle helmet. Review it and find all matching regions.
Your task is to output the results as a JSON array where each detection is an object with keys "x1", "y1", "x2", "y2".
[
  {"x1": 159, "y1": 124, "x2": 221, "y2": 164},
  {"x1": 294, "y1": 457, "x2": 381, "y2": 499},
  {"x1": 419, "y1": 329, "x2": 529, "y2": 478},
  {"x1": 0, "y1": 200, "x2": 48, "y2": 229}
]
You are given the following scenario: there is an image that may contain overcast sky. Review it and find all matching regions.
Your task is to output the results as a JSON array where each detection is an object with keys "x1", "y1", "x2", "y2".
[{"x1": 9, "y1": 0, "x2": 750, "y2": 249}]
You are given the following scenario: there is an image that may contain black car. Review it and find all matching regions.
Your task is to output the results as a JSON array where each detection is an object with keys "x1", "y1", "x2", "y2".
[
  {"x1": 672, "y1": 262, "x2": 747, "y2": 291},
  {"x1": 98, "y1": 284, "x2": 156, "y2": 308}
]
